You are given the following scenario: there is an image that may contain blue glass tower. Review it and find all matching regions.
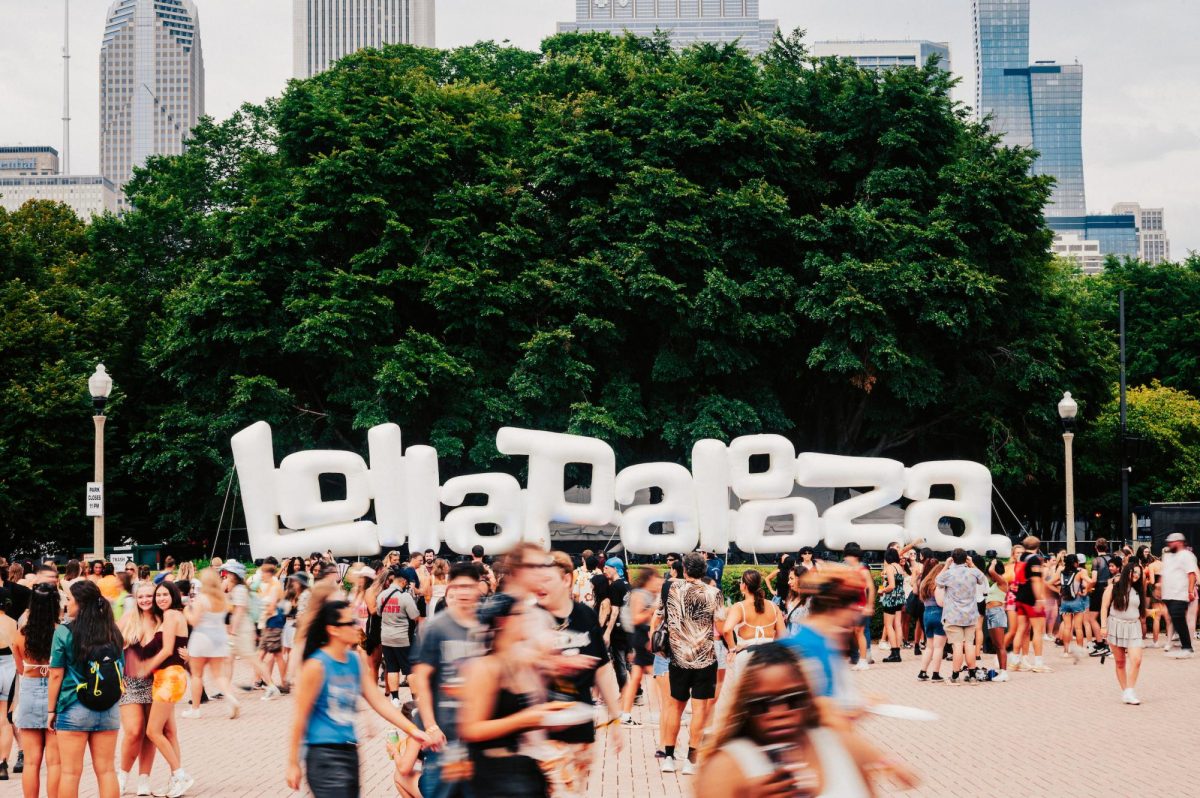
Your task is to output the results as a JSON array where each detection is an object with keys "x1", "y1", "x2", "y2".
[
  {"x1": 1029, "y1": 62, "x2": 1085, "y2": 216},
  {"x1": 973, "y1": 0, "x2": 1032, "y2": 147},
  {"x1": 973, "y1": 1, "x2": 1086, "y2": 217}
]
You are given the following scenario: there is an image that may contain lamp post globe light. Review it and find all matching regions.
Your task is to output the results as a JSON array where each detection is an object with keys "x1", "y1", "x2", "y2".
[
  {"x1": 1058, "y1": 391, "x2": 1079, "y2": 554},
  {"x1": 89, "y1": 364, "x2": 113, "y2": 560}
]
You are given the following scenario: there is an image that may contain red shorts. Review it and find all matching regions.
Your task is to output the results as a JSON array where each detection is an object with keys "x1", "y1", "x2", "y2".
[{"x1": 1015, "y1": 601, "x2": 1045, "y2": 619}]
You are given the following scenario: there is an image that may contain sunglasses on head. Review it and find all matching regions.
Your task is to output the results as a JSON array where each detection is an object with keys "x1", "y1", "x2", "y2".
[{"x1": 745, "y1": 690, "x2": 810, "y2": 715}]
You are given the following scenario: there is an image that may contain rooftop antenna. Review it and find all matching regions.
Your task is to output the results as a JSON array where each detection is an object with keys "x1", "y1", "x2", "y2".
[{"x1": 62, "y1": 0, "x2": 71, "y2": 174}]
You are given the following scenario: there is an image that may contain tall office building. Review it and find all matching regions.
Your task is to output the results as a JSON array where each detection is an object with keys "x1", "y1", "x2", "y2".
[
  {"x1": 1113, "y1": 202, "x2": 1171, "y2": 265},
  {"x1": 100, "y1": 0, "x2": 205, "y2": 208},
  {"x1": 973, "y1": 1, "x2": 1086, "y2": 216},
  {"x1": 293, "y1": 0, "x2": 436, "y2": 79},
  {"x1": 558, "y1": 0, "x2": 779, "y2": 55},
  {"x1": 810, "y1": 40, "x2": 951, "y2": 72},
  {"x1": 972, "y1": 0, "x2": 1032, "y2": 147},
  {"x1": 1029, "y1": 61, "x2": 1085, "y2": 216}
]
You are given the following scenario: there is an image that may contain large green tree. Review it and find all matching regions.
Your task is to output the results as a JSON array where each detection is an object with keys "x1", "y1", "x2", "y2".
[
  {"x1": 0, "y1": 202, "x2": 128, "y2": 554},
  {"x1": 3, "y1": 33, "x2": 1119, "y2": 550}
]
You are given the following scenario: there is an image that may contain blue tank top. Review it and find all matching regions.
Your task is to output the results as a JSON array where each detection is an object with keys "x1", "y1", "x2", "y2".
[{"x1": 305, "y1": 649, "x2": 361, "y2": 746}]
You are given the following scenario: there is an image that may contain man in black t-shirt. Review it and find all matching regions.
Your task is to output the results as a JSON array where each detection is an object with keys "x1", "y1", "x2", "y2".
[
  {"x1": 603, "y1": 558, "x2": 631, "y2": 691},
  {"x1": 1086, "y1": 538, "x2": 1112, "y2": 656},
  {"x1": 538, "y1": 551, "x2": 622, "y2": 794},
  {"x1": 2, "y1": 563, "x2": 31, "y2": 621}
]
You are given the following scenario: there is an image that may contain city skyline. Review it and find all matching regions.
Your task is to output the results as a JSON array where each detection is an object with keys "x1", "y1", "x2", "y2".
[{"x1": 0, "y1": 0, "x2": 1195, "y2": 253}]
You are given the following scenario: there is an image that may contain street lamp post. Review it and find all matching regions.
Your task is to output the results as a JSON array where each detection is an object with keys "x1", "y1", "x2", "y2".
[
  {"x1": 1058, "y1": 391, "x2": 1079, "y2": 555},
  {"x1": 89, "y1": 364, "x2": 113, "y2": 560}
]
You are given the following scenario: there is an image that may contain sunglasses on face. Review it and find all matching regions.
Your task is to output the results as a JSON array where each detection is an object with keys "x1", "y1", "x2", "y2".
[
  {"x1": 330, "y1": 620, "x2": 358, "y2": 628},
  {"x1": 745, "y1": 690, "x2": 810, "y2": 715}
]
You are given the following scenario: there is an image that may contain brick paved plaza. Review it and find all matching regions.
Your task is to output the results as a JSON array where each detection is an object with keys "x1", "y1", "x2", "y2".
[{"x1": 69, "y1": 645, "x2": 1199, "y2": 798}]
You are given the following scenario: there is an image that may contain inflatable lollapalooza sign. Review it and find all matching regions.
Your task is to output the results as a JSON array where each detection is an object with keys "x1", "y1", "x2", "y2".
[{"x1": 230, "y1": 422, "x2": 1013, "y2": 561}]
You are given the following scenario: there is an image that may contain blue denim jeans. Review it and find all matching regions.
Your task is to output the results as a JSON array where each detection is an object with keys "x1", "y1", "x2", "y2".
[{"x1": 419, "y1": 750, "x2": 476, "y2": 798}]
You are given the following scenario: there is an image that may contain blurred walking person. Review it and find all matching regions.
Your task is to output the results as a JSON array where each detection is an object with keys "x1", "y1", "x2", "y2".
[{"x1": 183, "y1": 569, "x2": 239, "y2": 719}]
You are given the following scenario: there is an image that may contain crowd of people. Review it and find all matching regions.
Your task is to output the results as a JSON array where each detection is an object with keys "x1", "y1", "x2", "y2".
[{"x1": 0, "y1": 530, "x2": 1196, "y2": 797}]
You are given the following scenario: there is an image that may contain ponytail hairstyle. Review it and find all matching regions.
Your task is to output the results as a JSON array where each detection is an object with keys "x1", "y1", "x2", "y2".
[
  {"x1": 302, "y1": 599, "x2": 351, "y2": 661},
  {"x1": 741, "y1": 570, "x2": 766, "y2": 614},
  {"x1": 69, "y1": 579, "x2": 124, "y2": 663}
]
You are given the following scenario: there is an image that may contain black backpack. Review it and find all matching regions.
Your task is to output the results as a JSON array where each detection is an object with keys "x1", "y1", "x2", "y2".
[
  {"x1": 75, "y1": 647, "x2": 125, "y2": 711},
  {"x1": 1061, "y1": 571, "x2": 1078, "y2": 602}
]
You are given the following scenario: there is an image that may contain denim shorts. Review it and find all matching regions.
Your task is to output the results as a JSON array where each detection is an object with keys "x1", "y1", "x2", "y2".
[
  {"x1": 923, "y1": 606, "x2": 945, "y2": 638},
  {"x1": 56, "y1": 698, "x2": 121, "y2": 732},
  {"x1": 985, "y1": 606, "x2": 1008, "y2": 630},
  {"x1": 652, "y1": 653, "x2": 670, "y2": 677},
  {"x1": 1061, "y1": 597, "x2": 1088, "y2": 615},
  {"x1": 15, "y1": 676, "x2": 50, "y2": 729}
]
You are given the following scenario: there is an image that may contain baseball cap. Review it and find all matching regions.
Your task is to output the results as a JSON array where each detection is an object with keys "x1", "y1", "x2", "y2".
[
  {"x1": 396, "y1": 566, "x2": 419, "y2": 584},
  {"x1": 220, "y1": 560, "x2": 247, "y2": 580},
  {"x1": 1166, "y1": 533, "x2": 1186, "y2": 543},
  {"x1": 153, "y1": 571, "x2": 171, "y2": 585},
  {"x1": 354, "y1": 566, "x2": 377, "y2": 579},
  {"x1": 287, "y1": 572, "x2": 312, "y2": 588}
]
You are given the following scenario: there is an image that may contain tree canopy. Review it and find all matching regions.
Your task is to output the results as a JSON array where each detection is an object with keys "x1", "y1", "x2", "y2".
[{"x1": 2, "y1": 32, "x2": 1190, "y2": 554}]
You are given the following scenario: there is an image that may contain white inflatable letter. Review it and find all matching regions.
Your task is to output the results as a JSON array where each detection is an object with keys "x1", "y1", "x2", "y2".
[
  {"x1": 367, "y1": 424, "x2": 407, "y2": 548},
  {"x1": 403, "y1": 445, "x2": 443, "y2": 554},
  {"x1": 496, "y1": 428, "x2": 616, "y2": 550},
  {"x1": 728, "y1": 435, "x2": 797, "y2": 500},
  {"x1": 904, "y1": 461, "x2": 1009, "y2": 556},
  {"x1": 796, "y1": 453, "x2": 906, "y2": 550},
  {"x1": 691, "y1": 439, "x2": 731, "y2": 553},
  {"x1": 440, "y1": 473, "x2": 524, "y2": 555},
  {"x1": 615, "y1": 462, "x2": 699, "y2": 556},
  {"x1": 733, "y1": 497, "x2": 821, "y2": 553}
]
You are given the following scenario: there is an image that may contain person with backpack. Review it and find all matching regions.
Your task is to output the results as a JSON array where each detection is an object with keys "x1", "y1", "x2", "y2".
[
  {"x1": 1057, "y1": 554, "x2": 1088, "y2": 662},
  {"x1": 1086, "y1": 539, "x2": 1113, "y2": 657},
  {"x1": 46, "y1": 579, "x2": 125, "y2": 798},
  {"x1": 1010, "y1": 536, "x2": 1053, "y2": 673}
]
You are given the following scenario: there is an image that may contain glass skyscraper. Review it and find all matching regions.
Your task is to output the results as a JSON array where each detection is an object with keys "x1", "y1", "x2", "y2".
[
  {"x1": 558, "y1": 0, "x2": 779, "y2": 55},
  {"x1": 1029, "y1": 62, "x2": 1085, "y2": 216},
  {"x1": 973, "y1": 1, "x2": 1086, "y2": 217},
  {"x1": 100, "y1": 0, "x2": 205, "y2": 208},
  {"x1": 973, "y1": 0, "x2": 1031, "y2": 147}
]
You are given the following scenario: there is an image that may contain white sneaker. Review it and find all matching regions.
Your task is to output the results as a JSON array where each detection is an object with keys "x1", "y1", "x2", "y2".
[
  {"x1": 165, "y1": 772, "x2": 193, "y2": 796},
  {"x1": 659, "y1": 756, "x2": 676, "y2": 774},
  {"x1": 681, "y1": 759, "x2": 697, "y2": 776},
  {"x1": 167, "y1": 772, "x2": 195, "y2": 798},
  {"x1": 1167, "y1": 649, "x2": 1195, "y2": 659},
  {"x1": 136, "y1": 781, "x2": 151, "y2": 797},
  {"x1": 1122, "y1": 689, "x2": 1141, "y2": 705},
  {"x1": 118, "y1": 771, "x2": 128, "y2": 795},
  {"x1": 992, "y1": 670, "x2": 1009, "y2": 682},
  {"x1": 851, "y1": 662, "x2": 869, "y2": 672},
  {"x1": 1043, "y1": 634, "x2": 1056, "y2": 642},
  {"x1": 261, "y1": 685, "x2": 281, "y2": 701},
  {"x1": 1012, "y1": 661, "x2": 1031, "y2": 672},
  {"x1": 181, "y1": 708, "x2": 201, "y2": 719},
  {"x1": 1030, "y1": 663, "x2": 1054, "y2": 673}
]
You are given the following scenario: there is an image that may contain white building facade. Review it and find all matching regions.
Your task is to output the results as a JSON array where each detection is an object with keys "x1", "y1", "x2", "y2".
[
  {"x1": 293, "y1": 0, "x2": 436, "y2": 79},
  {"x1": 1112, "y1": 202, "x2": 1170, "y2": 265},
  {"x1": 100, "y1": 0, "x2": 205, "y2": 208},
  {"x1": 0, "y1": 175, "x2": 119, "y2": 219},
  {"x1": 558, "y1": 0, "x2": 779, "y2": 55},
  {"x1": 810, "y1": 40, "x2": 951, "y2": 72},
  {"x1": 1051, "y1": 231, "x2": 1104, "y2": 275}
]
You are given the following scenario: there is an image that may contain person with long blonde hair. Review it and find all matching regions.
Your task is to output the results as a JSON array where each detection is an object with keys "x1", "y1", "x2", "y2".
[
  {"x1": 117, "y1": 583, "x2": 159, "y2": 795},
  {"x1": 183, "y1": 569, "x2": 239, "y2": 719}
]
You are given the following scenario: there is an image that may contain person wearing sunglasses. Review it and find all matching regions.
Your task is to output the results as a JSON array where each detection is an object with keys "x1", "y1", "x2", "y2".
[
  {"x1": 285, "y1": 600, "x2": 431, "y2": 797},
  {"x1": 696, "y1": 642, "x2": 917, "y2": 798}
]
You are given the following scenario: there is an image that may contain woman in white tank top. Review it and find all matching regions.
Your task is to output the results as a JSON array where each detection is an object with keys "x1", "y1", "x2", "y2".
[{"x1": 697, "y1": 643, "x2": 919, "y2": 798}]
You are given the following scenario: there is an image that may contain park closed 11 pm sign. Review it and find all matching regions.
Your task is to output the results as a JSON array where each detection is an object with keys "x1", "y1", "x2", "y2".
[{"x1": 86, "y1": 482, "x2": 104, "y2": 517}]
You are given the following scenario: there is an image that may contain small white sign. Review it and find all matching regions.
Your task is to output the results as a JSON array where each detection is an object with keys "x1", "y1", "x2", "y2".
[
  {"x1": 109, "y1": 550, "x2": 132, "y2": 571},
  {"x1": 86, "y1": 482, "x2": 104, "y2": 517}
]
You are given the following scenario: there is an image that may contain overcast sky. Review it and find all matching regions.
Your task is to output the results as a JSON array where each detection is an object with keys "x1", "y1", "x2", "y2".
[{"x1": 1, "y1": 0, "x2": 1195, "y2": 254}]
